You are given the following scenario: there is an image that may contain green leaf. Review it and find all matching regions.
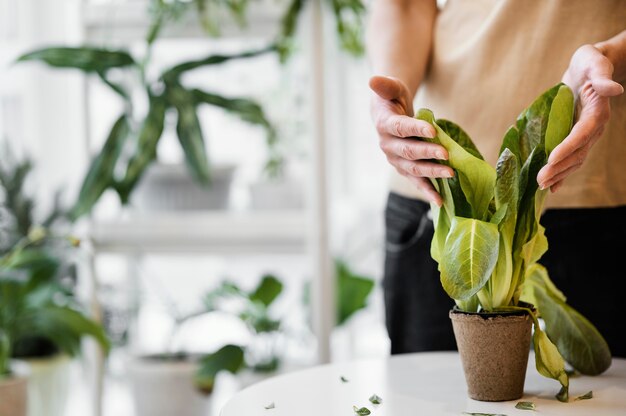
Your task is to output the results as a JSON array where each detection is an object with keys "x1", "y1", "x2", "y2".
[
  {"x1": 194, "y1": 344, "x2": 245, "y2": 394},
  {"x1": 525, "y1": 265, "x2": 611, "y2": 375},
  {"x1": 276, "y1": 0, "x2": 305, "y2": 61},
  {"x1": 516, "y1": 84, "x2": 560, "y2": 163},
  {"x1": 368, "y1": 394, "x2": 382, "y2": 405},
  {"x1": 499, "y1": 125, "x2": 521, "y2": 162},
  {"x1": 440, "y1": 217, "x2": 500, "y2": 300},
  {"x1": 416, "y1": 109, "x2": 496, "y2": 220},
  {"x1": 352, "y1": 406, "x2": 371, "y2": 415},
  {"x1": 250, "y1": 275, "x2": 283, "y2": 307},
  {"x1": 167, "y1": 84, "x2": 211, "y2": 184},
  {"x1": 545, "y1": 85, "x2": 574, "y2": 155},
  {"x1": 2, "y1": 249, "x2": 60, "y2": 288},
  {"x1": 23, "y1": 305, "x2": 110, "y2": 356},
  {"x1": 162, "y1": 46, "x2": 275, "y2": 81},
  {"x1": 515, "y1": 401, "x2": 536, "y2": 410},
  {"x1": 437, "y1": 119, "x2": 484, "y2": 160},
  {"x1": 71, "y1": 115, "x2": 130, "y2": 220},
  {"x1": 117, "y1": 93, "x2": 167, "y2": 203},
  {"x1": 336, "y1": 260, "x2": 375, "y2": 325},
  {"x1": 17, "y1": 47, "x2": 135, "y2": 72},
  {"x1": 533, "y1": 328, "x2": 569, "y2": 402},
  {"x1": 462, "y1": 413, "x2": 507, "y2": 416},
  {"x1": 575, "y1": 391, "x2": 593, "y2": 401}
]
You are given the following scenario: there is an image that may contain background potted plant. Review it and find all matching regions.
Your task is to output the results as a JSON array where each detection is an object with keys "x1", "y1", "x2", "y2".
[
  {"x1": 416, "y1": 83, "x2": 612, "y2": 402},
  {"x1": 16, "y1": 0, "x2": 366, "y2": 217},
  {"x1": 0, "y1": 153, "x2": 111, "y2": 416}
]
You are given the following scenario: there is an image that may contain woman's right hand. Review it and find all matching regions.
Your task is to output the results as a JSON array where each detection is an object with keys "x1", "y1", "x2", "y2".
[{"x1": 369, "y1": 75, "x2": 453, "y2": 206}]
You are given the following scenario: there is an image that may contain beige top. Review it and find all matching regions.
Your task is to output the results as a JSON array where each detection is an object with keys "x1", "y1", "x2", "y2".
[{"x1": 391, "y1": 0, "x2": 626, "y2": 208}]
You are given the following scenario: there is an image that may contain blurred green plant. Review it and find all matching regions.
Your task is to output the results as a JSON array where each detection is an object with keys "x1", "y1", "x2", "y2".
[
  {"x1": 0, "y1": 152, "x2": 109, "y2": 375},
  {"x1": 17, "y1": 0, "x2": 366, "y2": 221}
]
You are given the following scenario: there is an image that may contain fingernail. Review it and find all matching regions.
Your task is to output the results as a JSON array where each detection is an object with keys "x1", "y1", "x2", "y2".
[
  {"x1": 421, "y1": 127, "x2": 435, "y2": 138},
  {"x1": 436, "y1": 151, "x2": 446, "y2": 160},
  {"x1": 443, "y1": 170, "x2": 454, "y2": 178}
]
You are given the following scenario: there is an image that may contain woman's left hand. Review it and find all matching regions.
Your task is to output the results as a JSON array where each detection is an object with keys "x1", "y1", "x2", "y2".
[{"x1": 537, "y1": 44, "x2": 624, "y2": 192}]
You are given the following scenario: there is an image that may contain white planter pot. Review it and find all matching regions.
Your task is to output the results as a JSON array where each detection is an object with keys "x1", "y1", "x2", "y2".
[
  {"x1": 131, "y1": 163, "x2": 236, "y2": 211},
  {"x1": 24, "y1": 355, "x2": 71, "y2": 416},
  {"x1": 249, "y1": 180, "x2": 303, "y2": 210},
  {"x1": 0, "y1": 361, "x2": 29, "y2": 416},
  {"x1": 127, "y1": 355, "x2": 212, "y2": 416}
]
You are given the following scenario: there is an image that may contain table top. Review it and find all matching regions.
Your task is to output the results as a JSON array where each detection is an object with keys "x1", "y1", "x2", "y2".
[{"x1": 220, "y1": 352, "x2": 626, "y2": 416}]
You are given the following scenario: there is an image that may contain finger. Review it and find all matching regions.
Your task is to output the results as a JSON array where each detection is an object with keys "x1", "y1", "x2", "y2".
[
  {"x1": 541, "y1": 163, "x2": 583, "y2": 190},
  {"x1": 547, "y1": 108, "x2": 601, "y2": 165},
  {"x1": 390, "y1": 156, "x2": 455, "y2": 179},
  {"x1": 384, "y1": 114, "x2": 436, "y2": 138},
  {"x1": 405, "y1": 175, "x2": 443, "y2": 206},
  {"x1": 591, "y1": 78, "x2": 624, "y2": 97},
  {"x1": 550, "y1": 180, "x2": 564, "y2": 193},
  {"x1": 538, "y1": 139, "x2": 594, "y2": 187},
  {"x1": 369, "y1": 75, "x2": 415, "y2": 117},
  {"x1": 380, "y1": 136, "x2": 448, "y2": 161}
]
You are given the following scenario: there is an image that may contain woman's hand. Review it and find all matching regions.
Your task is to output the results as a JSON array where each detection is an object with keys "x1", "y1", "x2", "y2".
[
  {"x1": 537, "y1": 44, "x2": 624, "y2": 192},
  {"x1": 369, "y1": 75, "x2": 453, "y2": 206}
]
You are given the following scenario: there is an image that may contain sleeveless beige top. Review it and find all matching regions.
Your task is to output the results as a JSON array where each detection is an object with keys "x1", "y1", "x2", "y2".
[{"x1": 390, "y1": 0, "x2": 626, "y2": 208}]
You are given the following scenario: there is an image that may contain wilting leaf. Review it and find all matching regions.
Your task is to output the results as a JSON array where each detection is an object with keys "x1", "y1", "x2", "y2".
[
  {"x1": 533, "y1": 328, "x2": 569, "y2": 402},
  {"x1": 515, "y1": 401, "x2": 536, "y2": 410},
  {"x1": 575, "y1": 391, "x2": 593, "y2": 401}
]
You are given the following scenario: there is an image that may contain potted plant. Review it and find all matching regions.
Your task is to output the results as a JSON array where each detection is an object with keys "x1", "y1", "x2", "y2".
[
  {"x1": 127, "y1": 274, "x2": 284, "y2": 416},
  {"x1": 0, "y1": 153, "x2": 111, "y2": 416},
  {"x1": 416, "y1": 83, "x2": 611, "y2": 402},
  {"x1": 16, "y1": 0, "x2": 366, "y2": 218}
]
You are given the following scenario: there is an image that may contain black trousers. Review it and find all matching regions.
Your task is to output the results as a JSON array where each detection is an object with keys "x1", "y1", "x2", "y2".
[{"x1": 384, "y1": 192, "x2": 626, "y2": 357}]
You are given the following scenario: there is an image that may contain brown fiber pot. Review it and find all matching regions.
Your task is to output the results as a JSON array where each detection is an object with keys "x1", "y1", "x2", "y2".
[{"x1": 450, "y1": 308, "x2": 532, "y2": 401}]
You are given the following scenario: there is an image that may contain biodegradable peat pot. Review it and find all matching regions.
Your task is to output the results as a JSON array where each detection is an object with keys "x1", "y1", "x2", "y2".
[
  {"x1": 127, "y1": 354, "x2": 211, "y2": 416},
  {"x1": 450, "y1": 308, "x2": 532, "y2": 401},
  {"x1": 0, "y1": 361, "x2": 29, "y2": 416}
]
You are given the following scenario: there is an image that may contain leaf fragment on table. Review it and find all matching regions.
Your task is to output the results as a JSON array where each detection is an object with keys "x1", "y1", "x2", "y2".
[
  {"x1": 515, "y1": 401, "x2": 536, "y2": 410},
  {"x1": 340, "y1": 376, "x2": 349, "y2": 383},
  {"x1": 264, "y1": 402, "x2": 275, "y2": 410},
  {"x1": 575, "y1": 391, "x2": 593, "y2": 401},
  {"x1": 462, "y1": 413, "x2": 507, "y2": 416},
  {"x1": 369, "y1": 394, "x2": 383, "y2": 405},
  {"x1": 353, "y1": 405, "x2": 371, "y2": 415}
]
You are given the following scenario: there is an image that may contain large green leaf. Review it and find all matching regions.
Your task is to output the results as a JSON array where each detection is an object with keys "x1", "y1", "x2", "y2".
[
  {"x1": 436, "y1": 119, "x2": 484, "y2": 160},
  {"x1": 524, "y1": 265, "x2": 611, "y2": 375},
  {"x1": 416, "y1": 109, "x2": 496, "y2": 220},
  {"x1": 249, "y1": 274, "x2": 283, "y2": 307},
  {"x1": 192, "y1": 90, "x2": 274, "y2": 132},
  {"x1": 117, "y1": 93, "x2": 168, "y2": 203},
  {"x1": 71, "y1": 115, "x2": 130, "y2": 220},
  {"x1": 545, "y1": 85, "x2": 574, "y2": 155},
  {"x1": 336, "y1": 260, "x2": 375, "y2": 325},
  {"x1": 17, "y1": 47, "x2": 135, "y2": 72},
  {"x1": 499, "y1": 125, "x2": 521, "y2": 162},
  {"x1": 440, "y1": 217, "x2": 499, "y2": 301},
  {"x1": 194, "y1": 344, "x2": 245, "y2": 393},
  {"x1": 167, "y1": 84, "x2": 211, "y2": 184},
  {"x1": 516, "y1": 84, "x2": 560, "y2": 163}
]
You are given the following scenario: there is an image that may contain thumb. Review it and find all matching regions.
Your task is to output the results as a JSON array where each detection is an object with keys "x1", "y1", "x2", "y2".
[{"x1": 369, "y1": 75, "x2": 413, "y2": 114}]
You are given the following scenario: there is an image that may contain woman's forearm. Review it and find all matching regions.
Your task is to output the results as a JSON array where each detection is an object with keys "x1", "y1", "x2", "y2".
[
  {"x1": 366, "y1": 0, "x2": 438, "y2": 98},
  {"x1": 596, "y1": 29, "x2": 626, "y2": 84}
]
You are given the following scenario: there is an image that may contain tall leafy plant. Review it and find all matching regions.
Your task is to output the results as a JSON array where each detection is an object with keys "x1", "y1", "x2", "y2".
[
  {"x1": 417, "y1": 83, "x2": 611, "y2": 401},
  {"x1": 17, "y1": 0, "x2": 366, "y2": 221}
]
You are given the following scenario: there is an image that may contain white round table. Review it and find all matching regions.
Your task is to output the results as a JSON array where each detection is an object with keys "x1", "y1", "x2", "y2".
[{"x1": 221, "y1": 352, "x2": 626, "y2": 416}]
